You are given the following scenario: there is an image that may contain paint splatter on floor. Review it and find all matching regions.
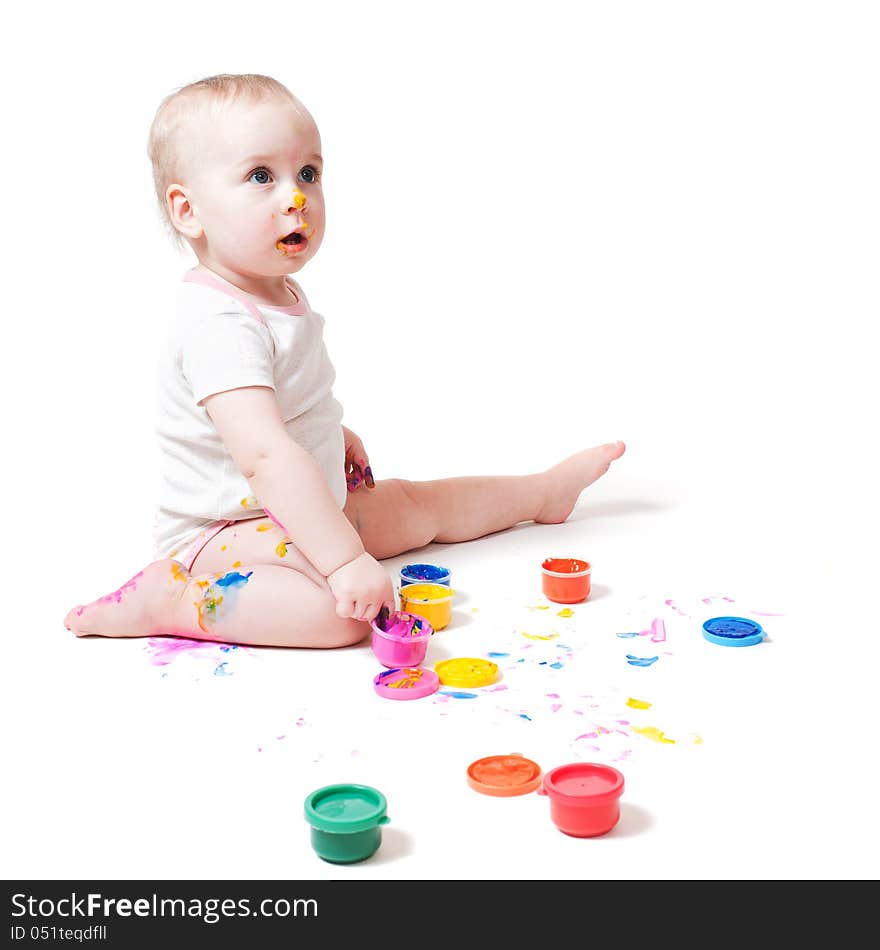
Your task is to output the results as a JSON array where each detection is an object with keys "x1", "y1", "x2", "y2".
[
  {"x1": 626, "y1": 697, "x2": 652, "y2": 709},
  {"x1": 626, "y1": 655, "x2": 659, "y2": 667},
  {"x1": 632, "y1": 725, "x2": 676, "y2": 744}
]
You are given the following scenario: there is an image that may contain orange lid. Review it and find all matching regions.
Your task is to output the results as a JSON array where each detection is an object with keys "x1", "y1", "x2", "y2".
[{"x1": 467, "y1": 753, "x2": 542, "y2": 796}]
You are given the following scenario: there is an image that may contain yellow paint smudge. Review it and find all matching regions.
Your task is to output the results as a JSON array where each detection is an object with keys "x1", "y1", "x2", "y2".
[
  {"x1": 220, "y1": 544, "x2": 227, "y2": 552},
  {"x1": 275, "y1": 540, "x2": 289, "y2": 558},
  {"x1": 522, "y1": 631, "x2": 560, "y2": 641},
  {"x1": 528, "y1": 604, "x2": 550, "y2": 611},
  {"x1": 196, "y1": 580, "x2": 210, "y2": 589},
  {"x1": 256, "y1": 524, "x2": 271, "y2": 533},
  {"x1": 626, "y1": 697, "x2": 652, "y2": 710},
  {"x1": 240, "y1": 495, "x2": 259, "y2": 509},
  {"x1": 632, "y1": 726, "x2": 675, "y2": 744},
  {"x1": 556, "y1": 608, "x2": 574, "y2": 618},
  {"x1": 232, "y1": 560, "x2": 241, "y2": 568},
  {"x1": 292, "y1": 190, "x2": 306, "y2": 209},
  {"x1": 170, "y1": 562, "x2": 188, "y2": 583}
]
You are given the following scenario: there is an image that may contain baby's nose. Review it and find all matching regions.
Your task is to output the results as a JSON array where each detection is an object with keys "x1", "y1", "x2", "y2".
[{"x1": 286, "y1": 190, "x2": 307, "y2": 213}]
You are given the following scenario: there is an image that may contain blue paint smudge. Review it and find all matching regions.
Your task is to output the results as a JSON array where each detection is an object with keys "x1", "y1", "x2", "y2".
[
  {"x1": 215, "y1": 571, "x2": 253, "y2": 589},
  {"x1": 519, "y1": 714, "x2": 532, "y2": 720},
  {"x1": 550, "y1": 661, "x2": 564, "y2": 669},
  {"x1": 213, "y1": 662, "x2": 232, "y2": 676},
  {"x1": 626, "y1": 655, "x2": 659, "y2": 667},
  {"x1": 488, "y1": 652, "x2": 510, "y2": 658},
  {"x1": 617, "y1": 632, "x2": 640, "y2": 639},
  {"x1": 439, "y1": 690, "x2": 478, "y2": 699},
  {"x1": 199, "y1": 570, "x2": 254, "y2": 629}
]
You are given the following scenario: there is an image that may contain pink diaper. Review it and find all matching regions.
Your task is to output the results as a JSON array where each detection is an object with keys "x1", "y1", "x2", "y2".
[{"x1": 175, "y1": 519, "x2": 235, "y2": 572}]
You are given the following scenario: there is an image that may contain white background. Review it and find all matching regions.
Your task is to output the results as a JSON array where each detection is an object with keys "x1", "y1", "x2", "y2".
[{"x1": 2, "y1": 0, "x2": 878, "y2": 884}]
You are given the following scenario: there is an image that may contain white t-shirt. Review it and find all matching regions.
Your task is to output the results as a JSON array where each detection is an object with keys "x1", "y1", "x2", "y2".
[{"x1": 152, "y1": 268, "x2": 346, "y2": 558}]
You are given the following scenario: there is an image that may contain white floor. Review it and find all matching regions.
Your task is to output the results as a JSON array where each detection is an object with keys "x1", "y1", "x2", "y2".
[
  {"x1": 5, "y1": 460, "x2": 876, "y2": 881},
  {"x1": 3, "y1": 0, "x2": 878, "y2": 884}
]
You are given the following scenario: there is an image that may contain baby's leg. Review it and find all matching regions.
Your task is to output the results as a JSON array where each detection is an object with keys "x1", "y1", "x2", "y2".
[
  {"x1": 345, "y1": 441, "x2": 625, "y2": 560},
  {"x1": 64, "y1": 557, "x2": 366, "y2": 649}
]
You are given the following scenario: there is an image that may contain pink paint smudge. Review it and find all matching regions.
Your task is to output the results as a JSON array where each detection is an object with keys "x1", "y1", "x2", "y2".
[
  {"x1": 75, "y1": 571, "x2": 146, "y2": 615},
  {"x1": 145, "y1": 636, "x2": 216, "y2": 666},
  {"x1": 664, "y1": 599, "x2": 690, "y2": 617},
  {"x1": 100, "y1": 571, "x2": 145, "y2": 604}
]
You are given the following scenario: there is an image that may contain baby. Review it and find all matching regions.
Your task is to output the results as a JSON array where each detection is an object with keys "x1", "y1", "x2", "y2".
[{"x1": 64, "y1": 73, "x2": 625, "y2": 649}]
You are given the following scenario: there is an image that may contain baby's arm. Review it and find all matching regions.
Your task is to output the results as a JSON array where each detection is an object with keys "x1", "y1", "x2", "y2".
[{"x1": 204, "y1": 386, "x2": 394, "y2": 622}]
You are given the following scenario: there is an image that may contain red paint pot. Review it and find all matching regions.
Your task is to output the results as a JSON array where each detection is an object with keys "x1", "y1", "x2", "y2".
[
  {"x1": 540, "y1": 763, "x2": 624, "y2": 837},
  {"x1": 541, "y1": 558, "x2": 591, "y2": 603}
]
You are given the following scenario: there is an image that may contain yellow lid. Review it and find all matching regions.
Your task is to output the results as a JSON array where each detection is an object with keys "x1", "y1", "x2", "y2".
[{"x1": 435, "y1": 657, "x2": 499, "y2": 688}]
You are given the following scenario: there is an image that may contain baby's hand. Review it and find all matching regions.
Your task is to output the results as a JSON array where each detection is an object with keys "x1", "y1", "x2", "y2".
[
  {"x1": 343, "y1": 426, "x2": 374, "y2": 492},
  {"x1": 327, "y1": 551, "x2": 394, "y2": 623}
]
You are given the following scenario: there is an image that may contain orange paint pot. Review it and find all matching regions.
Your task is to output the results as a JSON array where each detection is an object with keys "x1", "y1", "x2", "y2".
[{"x1": 541, "y1": 558, "x2": 591, "y2": 604}]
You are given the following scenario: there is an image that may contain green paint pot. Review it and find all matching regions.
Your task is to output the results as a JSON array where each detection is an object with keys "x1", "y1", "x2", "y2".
[{"x1": 304, "y1": 784, "x2": 390, "y2": 864}]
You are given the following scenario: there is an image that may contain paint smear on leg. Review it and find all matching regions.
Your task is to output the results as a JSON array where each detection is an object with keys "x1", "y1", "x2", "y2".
[{"x1": 196, "y1": 570, "x2": 254, "y2": 632}]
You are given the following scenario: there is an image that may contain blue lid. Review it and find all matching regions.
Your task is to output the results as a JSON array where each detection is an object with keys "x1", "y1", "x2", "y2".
[
  {"x1": 703, "y1": 616, "x2": 765, "y2": 647},
  {"x1": 400, "y1": 563, "x2": 450, "y2": 583}
]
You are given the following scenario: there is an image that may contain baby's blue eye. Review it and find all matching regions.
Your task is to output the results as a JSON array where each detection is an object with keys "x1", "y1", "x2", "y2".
[
  {"x1": 298, "y1": 165, "x2": 318, "y2": 184},
  {"x1": 249, "y1": 168, "x2": 272, "y2": 184}
]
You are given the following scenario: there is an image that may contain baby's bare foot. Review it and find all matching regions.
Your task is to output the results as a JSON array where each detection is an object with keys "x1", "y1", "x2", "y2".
[
  {"x1": 63, "y1": 559, "x2": 188, "y2": 638},
  {"x1": 535, "y1": 441, "x2": 626, "y2": 524}
]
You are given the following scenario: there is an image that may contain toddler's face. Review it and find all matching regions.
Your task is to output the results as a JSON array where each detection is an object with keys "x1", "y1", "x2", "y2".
[{"x1": 180, "y1": 97, "x2": 325, "y2": 278}]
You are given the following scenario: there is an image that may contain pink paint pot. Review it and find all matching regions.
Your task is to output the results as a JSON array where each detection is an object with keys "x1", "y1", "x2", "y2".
[
  {"x1": 539, "y1": 762, "x2": 624, "y2": 837},
  {"x1": 541, "y1": 558, "x2": 591, "y2": 604},
  {"x1": 370, "y1": 610, "x2": 432, "y2": 668}
]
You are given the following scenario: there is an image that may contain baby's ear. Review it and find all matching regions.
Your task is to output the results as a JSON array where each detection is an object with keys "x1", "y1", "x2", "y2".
[{"x1": 166, "y1": 184, "x2": 203, "y2": 240}]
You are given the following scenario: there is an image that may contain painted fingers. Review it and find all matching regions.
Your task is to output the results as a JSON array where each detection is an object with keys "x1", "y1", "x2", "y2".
[{"x1": 346, "y1": 457, "x2": 375, "y2": 492}]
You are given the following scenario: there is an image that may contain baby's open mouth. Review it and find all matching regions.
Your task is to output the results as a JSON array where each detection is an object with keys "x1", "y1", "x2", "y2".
[{"x1": 276, "y1": 230, "x2": 308, "y2": 254}]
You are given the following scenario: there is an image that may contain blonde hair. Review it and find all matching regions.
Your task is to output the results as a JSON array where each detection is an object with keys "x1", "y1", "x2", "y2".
[{"x1": 147, "y1": 73, "x2": 299, "y2": 245}]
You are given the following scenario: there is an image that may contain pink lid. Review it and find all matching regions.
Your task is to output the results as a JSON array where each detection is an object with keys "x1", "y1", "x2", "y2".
[
  {"x1": 541, "y1": 763, "x2": 624, "y2": 805},
  {"x1": 373, "y1": 667, "x2": 439, "y2": 701}
]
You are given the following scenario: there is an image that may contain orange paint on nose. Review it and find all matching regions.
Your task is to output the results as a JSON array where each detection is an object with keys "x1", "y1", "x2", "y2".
[{"x1": 292, "y1": 191, "x2": 306, "y2": 210}]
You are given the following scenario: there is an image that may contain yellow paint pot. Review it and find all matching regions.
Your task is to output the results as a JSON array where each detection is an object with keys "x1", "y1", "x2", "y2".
[{"x1": 399, "y1": 582, "x2": 455, "y2": 631}]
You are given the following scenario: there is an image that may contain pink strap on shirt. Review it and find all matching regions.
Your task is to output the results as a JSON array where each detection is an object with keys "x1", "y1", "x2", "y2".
[
  {"x1": 183, "y1": 268, "x2": 309, "y2": 322},
  {"x1": 184, "y1": 269, "x2": 269, "y2": 325}
]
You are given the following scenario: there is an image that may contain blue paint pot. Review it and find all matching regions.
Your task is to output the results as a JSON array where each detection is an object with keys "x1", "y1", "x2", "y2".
[
  {"x1": 399, "y1": 563, "x2": 451, "y2": 588},
  {"x1": 702, "y1": 616, "x2": 765, "y2": 647}
]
